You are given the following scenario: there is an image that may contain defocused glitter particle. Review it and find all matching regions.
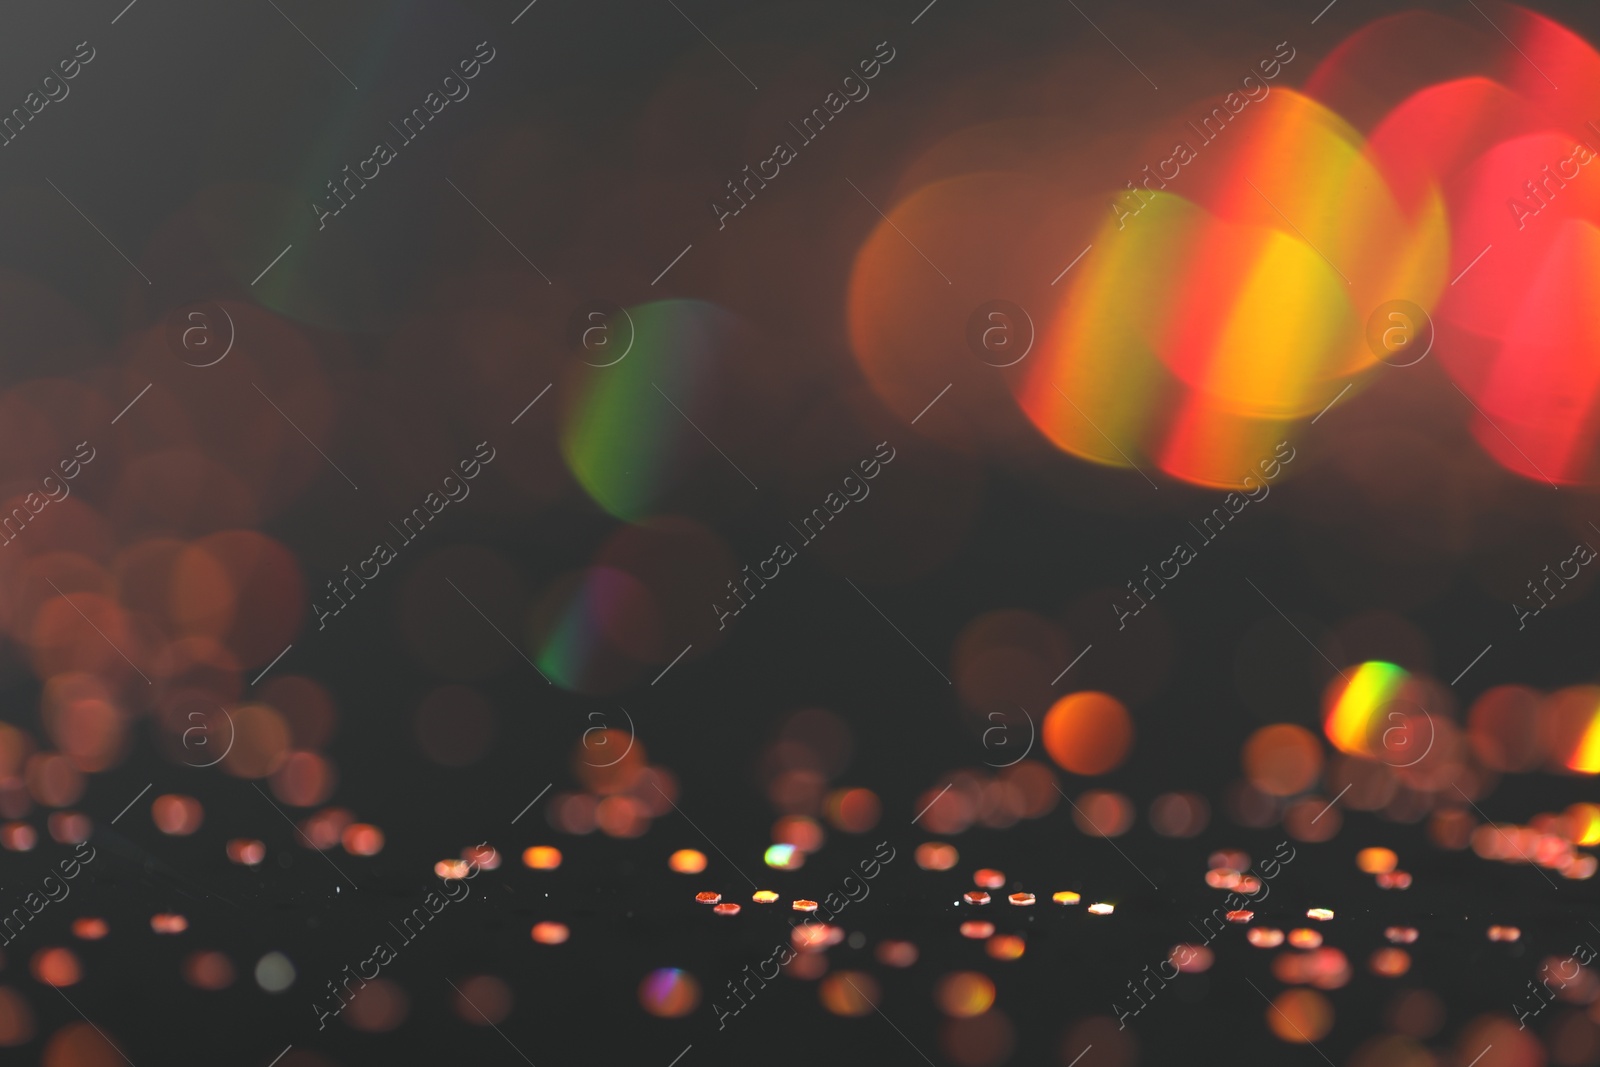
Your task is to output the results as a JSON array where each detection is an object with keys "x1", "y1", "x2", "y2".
[
  {"x1": 973, "y1": 868, "x2": 1006, "y2": 889},
  {"x1": 935, "y1": 972, "x2": 996, "y2": 1017},
  {"x1": 876, "y1": 940, "x2": 919, "y2": 967},
  {"x1": 1488, "y1": 925, "x2": 1522, "y2": 941},
  {"x1": 531, "y1": 922, "x2": 570, "y2": 945},
  {"x1": 254, "y1": 952, "x2": 295, "y2": 993},
  {"x1": 638, "y1": 968, "x2": 699, "y2": 1017},
  {"x1": 1356, "y1": 847, "x2": 1399, "y2": 874},
  {"x1": 986, "y1": 934, "x2": 1025, "y2": 960},
  {"x1": 916, "y1": 842, "x2": 960, "y2": 871},
  {"x1": 1267, "y1": 989, "x2": 1333, "y2": 1042},
  {"x1": 1288, "y1": 929, "x2": 1323, "y2": 949},
  {"x1": 1051, "y1": 891, "x2": 1081, "y2": 905},
  {"x1": 523, "y1": 846, "x2": 562, "y2": 870},
  {"x1": 960, "y1": 921, "x2": 995, "y2": 939},
  {"x1": 70, "y1": 918, "x2": 107, "y2": 941},
  {"x1": 819, "y1": 971, "x2": 878, "y2": 1016},
  {"x1": 668, "y1": 849, "x2": 707, "y2": 874},
  {"x1": 764, "y1": 843, "x2": 802, "y2": 869},
  {"x1": 1248, "y1": 928, "x2": 1285, "y2": 948},
  {"x1": 1370, "y1": 948, "x2": 1411, "y2": 976}
]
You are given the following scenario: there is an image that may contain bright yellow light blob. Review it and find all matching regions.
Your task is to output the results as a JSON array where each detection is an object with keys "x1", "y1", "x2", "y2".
[{"x1": 1323, "y1": 661, "x2": 1409, "y2": 756}]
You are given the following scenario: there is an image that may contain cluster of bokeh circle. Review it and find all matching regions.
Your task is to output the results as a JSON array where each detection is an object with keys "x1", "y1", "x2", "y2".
[{"x1": 848, "y1": 2, "x2": 1600, "y2": 489}]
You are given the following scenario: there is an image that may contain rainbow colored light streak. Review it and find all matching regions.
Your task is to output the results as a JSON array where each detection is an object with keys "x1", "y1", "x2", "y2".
[{"x1": 1324, "y1": 661, "x2": 1410, "y2": 757}]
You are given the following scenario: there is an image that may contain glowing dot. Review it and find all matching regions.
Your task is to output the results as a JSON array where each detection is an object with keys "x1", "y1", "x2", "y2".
[
  {"x1": 1306, "y1": 908, "x2": 1334, "y2": 921},
  {"x1": 1385, "y1": 926, "x2": 1418, "y2": 944},
  {"x1": 639, "y1": 968, "x2": 700, "y2": 1018},
  {"x1": 183, "y1": 951, "x2": 235, "y2": 991},
  {"x1": 973, "y1": 868, "x2": 1006, "y2": 889},
  {"x1": 1243, "y1": 724, "x2": 1324, "y2": 796},
  {"x1": 254, "y1": 952, "x2": 295, "y2": 993},
  {"x1": 792, "y1": 899, "x2": 818, "y2": 913},
  {"x1": 1008, "y1": 892, "x2": 1035, "y2": 906},
  {"x1": 1267, "y1": 989, "x2": 1333, "y2": 1043},
  {"x1": 1356, "y1": 847, "x2": 1398, "y2": 874},
  {"x1": 45, "y1": 812, "x2": 90, "y2": 845},
  {"x1": 1568, "y1": 803, "x2": 1600, "y2": 846},
  {"x1": 1372, "y1": 949, "x2": 1412, "y2": 976},
  {"x1": 462, "y1": 844, "x2": 500, "y2": 870},
  {"x1": 1051, "y1": 891, "x2": 1080, "y2": 905},
  {"x1": 30, "y1": 948, "x2": 80, "y2": 987},
  {"x1": 151, "y1": 794, "x2": 203, "y2": 836},
  {"x1": 531, "y1": 922, "x2": 569, "y2": 945},
  {"x1": 1087, "y1": 902, "x2": 1114, "y2": 915},
  {"x1": 1288, "y1": 929, "x2": 1322, "y2": 949},
  {"x1": 1042, "y1": 691, "x2": 1133, "y2": 775},
  {"x1": 71, "y1": 918, "x2": 107, "y2": 940},
  {"x1": 435, "y1": 859, "x2": 470, "y2": 879},
  {"x1": 523, "y1": 846, "x2": 562, "y2": 870},
  {"x1": 451, "y1": 976, "x2": 512, "y2": 1025},
  {"x1": 0, "y1": 824, "x2": 35, "y2": 851},
  {"x1": 226, "y1": 839, "x2": 265, "y2": 866},
  {"x1": 935, "y1": 972, "x2": 996, "y2": 1017},
  {"x1": 877, "y1": 940, "x2": 918, "y2": 967},
  {"x1": 826, "y1": 788, "x2": 882, "y2": 833},
  {"x1": 1248, "y1": 928, "x2": 1284, "y2": 948},
  {"x1": 712, "y1": 902, "x2": 741, "y2": 917},
  {"x1": 819, "y1": 971, "x2": 878, "y2": 1016},
  {"x1": 669, "y1": 849, "x2": 707, "y2": 874},
  {"x1": 915, "y1": 842, "x2": 959, "y2": 870},
  {"x1": 1226, "y1": 910, "x2": 1254, "y2": 923},
  {"x1": 963, "y1": 891, "x2": 991, "y2": 906},
  {"x1": 694, "y1": 891, "x2": 721, "y2": 905},
  {"x1": 752, "y1": 890, "x2": 779, "y2": 904},
  {"x1": 960, "y1": 921, "x2": 995, "y2": 940},
  {"x1": 151, "y1": 914, "x2": 188, "y2": 934},
  {"x1": 1488, "y1": 925, "x2": 1521, "y2": 942},
  {"x1": 764, "y1": 843, "x2": 802, "y2": 869},
  {"x1": 341, "y1": 824, "x2": 384, "y2": 856},
  {"x1": 987, "y1": 934, "x2": 1026, "y2": 960},
  {"x1": 1205, "y1": 868, "x2": 1241, "y2": 889},
  {"x1": 793, "y1": 924, "x2": 842, "y2": 952}
]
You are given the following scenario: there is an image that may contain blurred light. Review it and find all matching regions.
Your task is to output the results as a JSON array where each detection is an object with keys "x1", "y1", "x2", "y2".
[
  {"x1": 935, "y1": 972, "x2": 995, "y2": 1017},
  {"x1": 668, "y1": 849, "x2": 707, "y2": 874},
  {"x1": 916, "y1": 842, "x2": 959, "y2": 870},
  {"x1": 1042, "y1": 692, "x2": 1133, "y2": 775},
  {"x1": 255, "y1": 952, "x2": 294, "y2": 992},
  {"x1": 638, "y1": 968, "x2": 700, "y2": 1018},
  {"x1": 523, "y1": 846, "x2": 562, "y2": 870},
  {"x1": 820, "y1": 972, "x2": 878, "y2": 1016},
  {"x1": 531, "y1": 922, "x2": 570, "y2": 945}
]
